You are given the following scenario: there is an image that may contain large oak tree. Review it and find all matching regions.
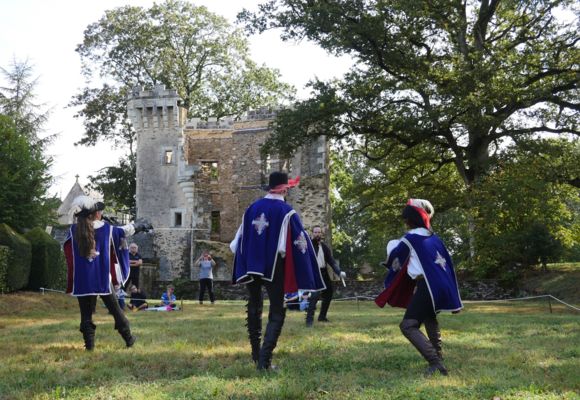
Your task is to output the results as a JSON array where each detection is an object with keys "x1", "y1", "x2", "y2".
[{"x1": 241, "y1": 0, "x2": 579, "y2": 188}]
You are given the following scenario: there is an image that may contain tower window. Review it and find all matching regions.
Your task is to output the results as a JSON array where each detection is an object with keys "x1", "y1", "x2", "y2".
[
  {"x1": 211, "y1": 211, "x2": 221, "y2": 234},
  {"x1": 201, "y1": 161, "x2": 219, "y2": 181},
  {"x1": 174, "y1": 212, "x2": 182, "y2": 227},
  {"x1": 164, "y1": 150, "x2": 173, "y2": 164}
]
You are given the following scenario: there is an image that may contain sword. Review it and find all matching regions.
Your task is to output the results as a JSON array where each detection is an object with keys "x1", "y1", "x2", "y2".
[{"x1": 341, "y1": 276, "x2": 347, "y2": 287}]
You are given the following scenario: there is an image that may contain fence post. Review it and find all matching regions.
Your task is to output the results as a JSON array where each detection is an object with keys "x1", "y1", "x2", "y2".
[{"x1": 547, "y1": 296, "x2": 553, "y2": 314}]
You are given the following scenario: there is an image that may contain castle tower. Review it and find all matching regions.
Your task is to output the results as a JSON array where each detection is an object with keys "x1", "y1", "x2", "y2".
[{"x1": 127, "y1": 85, "x2": 192, "y2": 280}]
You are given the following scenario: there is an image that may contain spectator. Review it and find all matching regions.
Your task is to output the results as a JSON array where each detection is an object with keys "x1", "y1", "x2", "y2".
[
  {"x1": 128, "y1": 285, "x2": 149, "y2": 311},
  {"x1": 126, "y1": 243, "x2": 143, "y2": 289},
  {"x1": 195, "y1": 251, "x2": 216, "y2": 304},
  {"x1": 114, "y1": 284, "x2": 127, "y2": 311},
  {"x1": 161, "y1": 285, "x2": 177, "y2": 309}
]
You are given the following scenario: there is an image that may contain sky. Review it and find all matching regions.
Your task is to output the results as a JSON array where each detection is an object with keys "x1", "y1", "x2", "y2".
[{"x1": 0, "y1": 0, "x2": 353, "y2": 200}]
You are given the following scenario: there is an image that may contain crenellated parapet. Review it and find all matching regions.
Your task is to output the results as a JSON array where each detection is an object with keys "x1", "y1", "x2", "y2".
[{"x1": 127, "y1": 84, "x2": 187, "y2": 130}]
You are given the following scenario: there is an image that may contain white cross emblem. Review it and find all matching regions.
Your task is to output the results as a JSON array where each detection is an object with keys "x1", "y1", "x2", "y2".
[
  {"x1": 294, "y1": 232, "x2": 308, "y2": 254},
  {"x1": 252, "y1": 213, "x2": 269, "y2": 235},
  {"x1": 434, "y1": 251, "x2": 447, "y2": 271}
]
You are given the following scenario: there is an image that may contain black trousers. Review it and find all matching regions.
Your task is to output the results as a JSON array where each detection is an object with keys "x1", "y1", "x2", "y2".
[
  {"x1": 199, "y1": 278, "x2": 215, "y2": 303},
  {"x1": 307, "y1": 268, "x2": 334, "y2": 320},
  {"x1": 125, "y1": 267, "x2": 140, "y2": 289},
  {"x1": 404, "y1": 279, "x2": 437, "y2": 323},
  {"x1": 247, "y1": 258, "x2": 285, "y2": 328},
  {"x1": 77, "y1": 291, "x2": 130, "y2": 332}
]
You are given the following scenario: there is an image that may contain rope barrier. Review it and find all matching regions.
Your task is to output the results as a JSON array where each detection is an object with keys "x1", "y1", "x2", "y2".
[{"x1": 37, "y1": 288, "x2": 579, "y2": 312}]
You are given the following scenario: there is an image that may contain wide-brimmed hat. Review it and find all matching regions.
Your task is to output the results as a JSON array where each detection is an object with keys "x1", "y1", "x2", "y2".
[
  {"x1": 402, "y1": 198, "x2": 434, "y2": 229},
  {"x1": 69, "y1": 195, "x2": 105, "y2": 218},
  {"x1": 264, "y1": 171, "x2": 300, "y2": 192}
]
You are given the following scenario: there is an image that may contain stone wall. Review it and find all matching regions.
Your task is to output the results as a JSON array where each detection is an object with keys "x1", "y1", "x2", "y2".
[{"x1": 130, "y1": 89, "x2": 331, "y2": 286}]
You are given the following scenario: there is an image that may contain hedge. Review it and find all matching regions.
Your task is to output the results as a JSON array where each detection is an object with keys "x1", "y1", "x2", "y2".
[
  {"x1": 0, "y1": 223, "x2": 31, "y2": 291},
  {"x1": 0, "y1": 245, "x2": 10, "y2": 293},
  {"x1": 24, "y1": 227, "x2": 67, "y2": 290}
]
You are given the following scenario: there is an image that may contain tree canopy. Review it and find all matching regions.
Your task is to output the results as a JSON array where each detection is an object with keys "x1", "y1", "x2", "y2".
[
  {"x1": 0, "y1": 60, "x2": 56, "y2": 231},
  {"x1": 241, "y1": 0, "x2": 579, "y2": 187},
  {"x1": 71, "y1": 0, "x2": 295, "y2": 211}
]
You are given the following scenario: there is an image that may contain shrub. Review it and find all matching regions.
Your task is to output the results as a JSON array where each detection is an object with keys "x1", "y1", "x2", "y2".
[
  {"x1": 0, "y1": 223, "x2": 32, "y2": 291},
  {"x1": 24, "y1": 227, "x2": 66, "y2": 290},
  {"x1": 0, "y1": 245, "x2": 10, "y2": 293}
]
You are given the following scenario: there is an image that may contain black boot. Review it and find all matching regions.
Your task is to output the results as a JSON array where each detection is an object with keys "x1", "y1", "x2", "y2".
[
  {"x1": 305, "y1": 292, "x2": 319, "y2": 327},
  {"x1": 257, "y1": 309, "x2": 286, "y2": 370},
  {"x1": 246, "y1": 301, "x2": 263, "y2": 363},
  {"x1": 80, "y1": 321, "x2": 96, "y2": 351},
  {"x1": 424, "y1": 318, "x2": 443, "y2": 360},
  {"x1": 400, "y1": 319, "x2": 447, "y2": 376},
  {"x1": 119, "y1": 328, "x2": 136, "y2": 348}
]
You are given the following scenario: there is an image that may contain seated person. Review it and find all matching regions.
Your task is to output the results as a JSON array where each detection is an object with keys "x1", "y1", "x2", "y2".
[
  {"x1": 284, "y1": 291, "x2": 300, "y2": 311},
  {"x1": 127, "y1": 285, "x2": 148, "y2": 311},
  {"x1": 114, "y1": 284, "x2": 127, "y2": 311},
  {"x1": 160, "y1": 285, "x2": 177, "y2": 309},
  {"x1": 300, "y1": 291, "x2": 311, "y2": 311}
]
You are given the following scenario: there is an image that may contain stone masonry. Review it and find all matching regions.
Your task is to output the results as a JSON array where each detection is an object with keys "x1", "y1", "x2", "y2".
[{"x1": 128, "y1": 85, "x2": 330, "y2": 284}]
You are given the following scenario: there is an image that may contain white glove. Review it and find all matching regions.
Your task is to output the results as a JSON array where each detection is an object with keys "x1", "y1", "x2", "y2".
[{"x1": 340, "y1": 271, "x2": 346, "y2": 279}]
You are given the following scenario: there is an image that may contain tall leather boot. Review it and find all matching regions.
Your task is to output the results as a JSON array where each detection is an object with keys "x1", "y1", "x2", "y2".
[
  {"x1": 305, "y1": 292, "x2": 319, "y2": 327},
  {"x1": 400, "y1": 319, "x2": 447, "y2": 376},
  {"x1": 257, "y1": 309, "x2": 286, "y2": 370},
  {"x1": 80, "y1": 321, "x2": 96, "y2": 351},
  {"x1": 318, "y1": 295, "x2": 331, "y2": 322},
  {"x1": 246, "y1": 300, "x2": 263, "y2": 363},
  {"x1": 119, "y1": 328, "x2": 136, "y2": 348},
  {"x1": 424, "y1": 318, "x2": 443, "y2": 360}
]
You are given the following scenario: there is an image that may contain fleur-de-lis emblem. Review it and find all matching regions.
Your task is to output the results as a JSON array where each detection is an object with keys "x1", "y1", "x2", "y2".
[
  {"x1": 252, "y1": 213, "x2": 269, "y2": 235},
  {"x1": 293, "y1": 232, "x2": 308, "y2": 254},
  {"x1": 434, "y1": 251, "x2": 447, "y2": 271}
]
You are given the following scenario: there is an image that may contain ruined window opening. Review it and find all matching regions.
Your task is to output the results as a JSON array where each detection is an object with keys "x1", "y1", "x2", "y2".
[
  {"x1": 201, "y1": 161, "x2": 219, "y2": 181},
  {"x1": 164, "y1": 150, "x2": 173, "y2": 165},
  {"x1": 211, "y1": 211, "x2": 221, "y2": 234},
  {"x1": 174, "y1": 212, "x2": 182, "y2": 227}
]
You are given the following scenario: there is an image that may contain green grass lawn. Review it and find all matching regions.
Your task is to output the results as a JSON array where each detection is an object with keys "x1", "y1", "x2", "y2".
[{"x1": 0, "y1": 293, "x2": 578, "y2": 400}]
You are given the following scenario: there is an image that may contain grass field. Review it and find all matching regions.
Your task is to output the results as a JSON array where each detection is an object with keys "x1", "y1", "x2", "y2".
[{"x1": 0, "y1": 292, "x2": 578, "y2": 400}]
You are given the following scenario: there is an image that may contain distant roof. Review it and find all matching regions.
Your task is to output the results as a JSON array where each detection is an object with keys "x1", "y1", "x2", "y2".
[{"x1": 57, "y1": 181, "x2": 86, "y2": 225}]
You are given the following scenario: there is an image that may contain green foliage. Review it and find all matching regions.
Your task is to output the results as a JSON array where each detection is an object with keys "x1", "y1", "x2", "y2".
[
  {"x1": 24, "y1": 228, "x2": 66, "y2": 291},
  {"x1": 71, "y1": 0, "x2": 294, "y2": 211},
  {"x1": 0, "y1": 223, "x2": 31, "y2": 291},
  {"x1": 330, "y1": 146, "x2": 469, "y2": 274},
  {"x1": 86, "y1": 154, "x2": 136, "y2": 218},
  {"x1": 0, "y1": 245, "x2": 9, "y2": 293},
  {"x1": 243, "y1": 1, "x2": 579, "y2": 188},
  {"x1": 0, "y1": 59, "x2": 58, "y2": 230},
  {"x1": 0, "y1": 59, "x2": 49, "y2": 141},
  {"x1": 470, "y1": 139, "x2": 580, "y2": 278},
  {"x1": 0, "y1": 296, "x2": 578, "y2": 399}
]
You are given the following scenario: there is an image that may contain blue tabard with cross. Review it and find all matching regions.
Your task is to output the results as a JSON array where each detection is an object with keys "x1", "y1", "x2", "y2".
[
  {"x1": 66, "y1": 222, "x2": 130, "y2": 296},
  {"x1": 402, "y1": 233, "x2": 463, "y2": 312},
  {"x1": 232, "y1": 197, "x2": 325, "y2": 292}
]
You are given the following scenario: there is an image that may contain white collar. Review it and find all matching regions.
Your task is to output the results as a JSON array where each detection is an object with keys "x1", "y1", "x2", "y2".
[
  {"x1": 265, "y1": 193, "x2": 285, "y2": 201},
  {"x1": 408, "y1": 227, "x2": 431, "y2": 236},
  {"x1": 93, "y1": 220, "x2": 105, "y2": 229}
]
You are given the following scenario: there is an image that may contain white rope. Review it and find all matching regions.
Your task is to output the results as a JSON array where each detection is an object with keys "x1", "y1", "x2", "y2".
[
  {"x1": 149, "y1": 227, "x2": 208, "y2": 231},
  {"x1": 37, "y1": 288, "x2": 579, "y2": 312}
]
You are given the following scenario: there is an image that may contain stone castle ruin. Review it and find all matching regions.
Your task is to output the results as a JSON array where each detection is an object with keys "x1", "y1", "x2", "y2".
[{"x1": 127, "y1": 85, "x2": 331, "y2": 288}]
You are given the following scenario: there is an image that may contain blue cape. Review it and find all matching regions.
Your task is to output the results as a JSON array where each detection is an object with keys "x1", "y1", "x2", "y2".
[
  {"x1": 65, "y1": 222, "x2": 130, "y2": 296},
  {"x1": 232, "y1": 197, "x2": 325, "y2": 292}
]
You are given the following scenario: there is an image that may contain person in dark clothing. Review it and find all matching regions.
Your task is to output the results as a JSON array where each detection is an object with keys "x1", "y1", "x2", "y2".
[
  {"x1": 128, "y1": 285, "x2": 149, "y2": 311},
  {"x1": 305, "y1": 226, "x2": 347, "y2": 326},
  {"x1": 230, "y1": 171, "x2": 325, "y2": 371},
  {"x1": 126, "y1": 243, "x2": 142, "y2": 289}
]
